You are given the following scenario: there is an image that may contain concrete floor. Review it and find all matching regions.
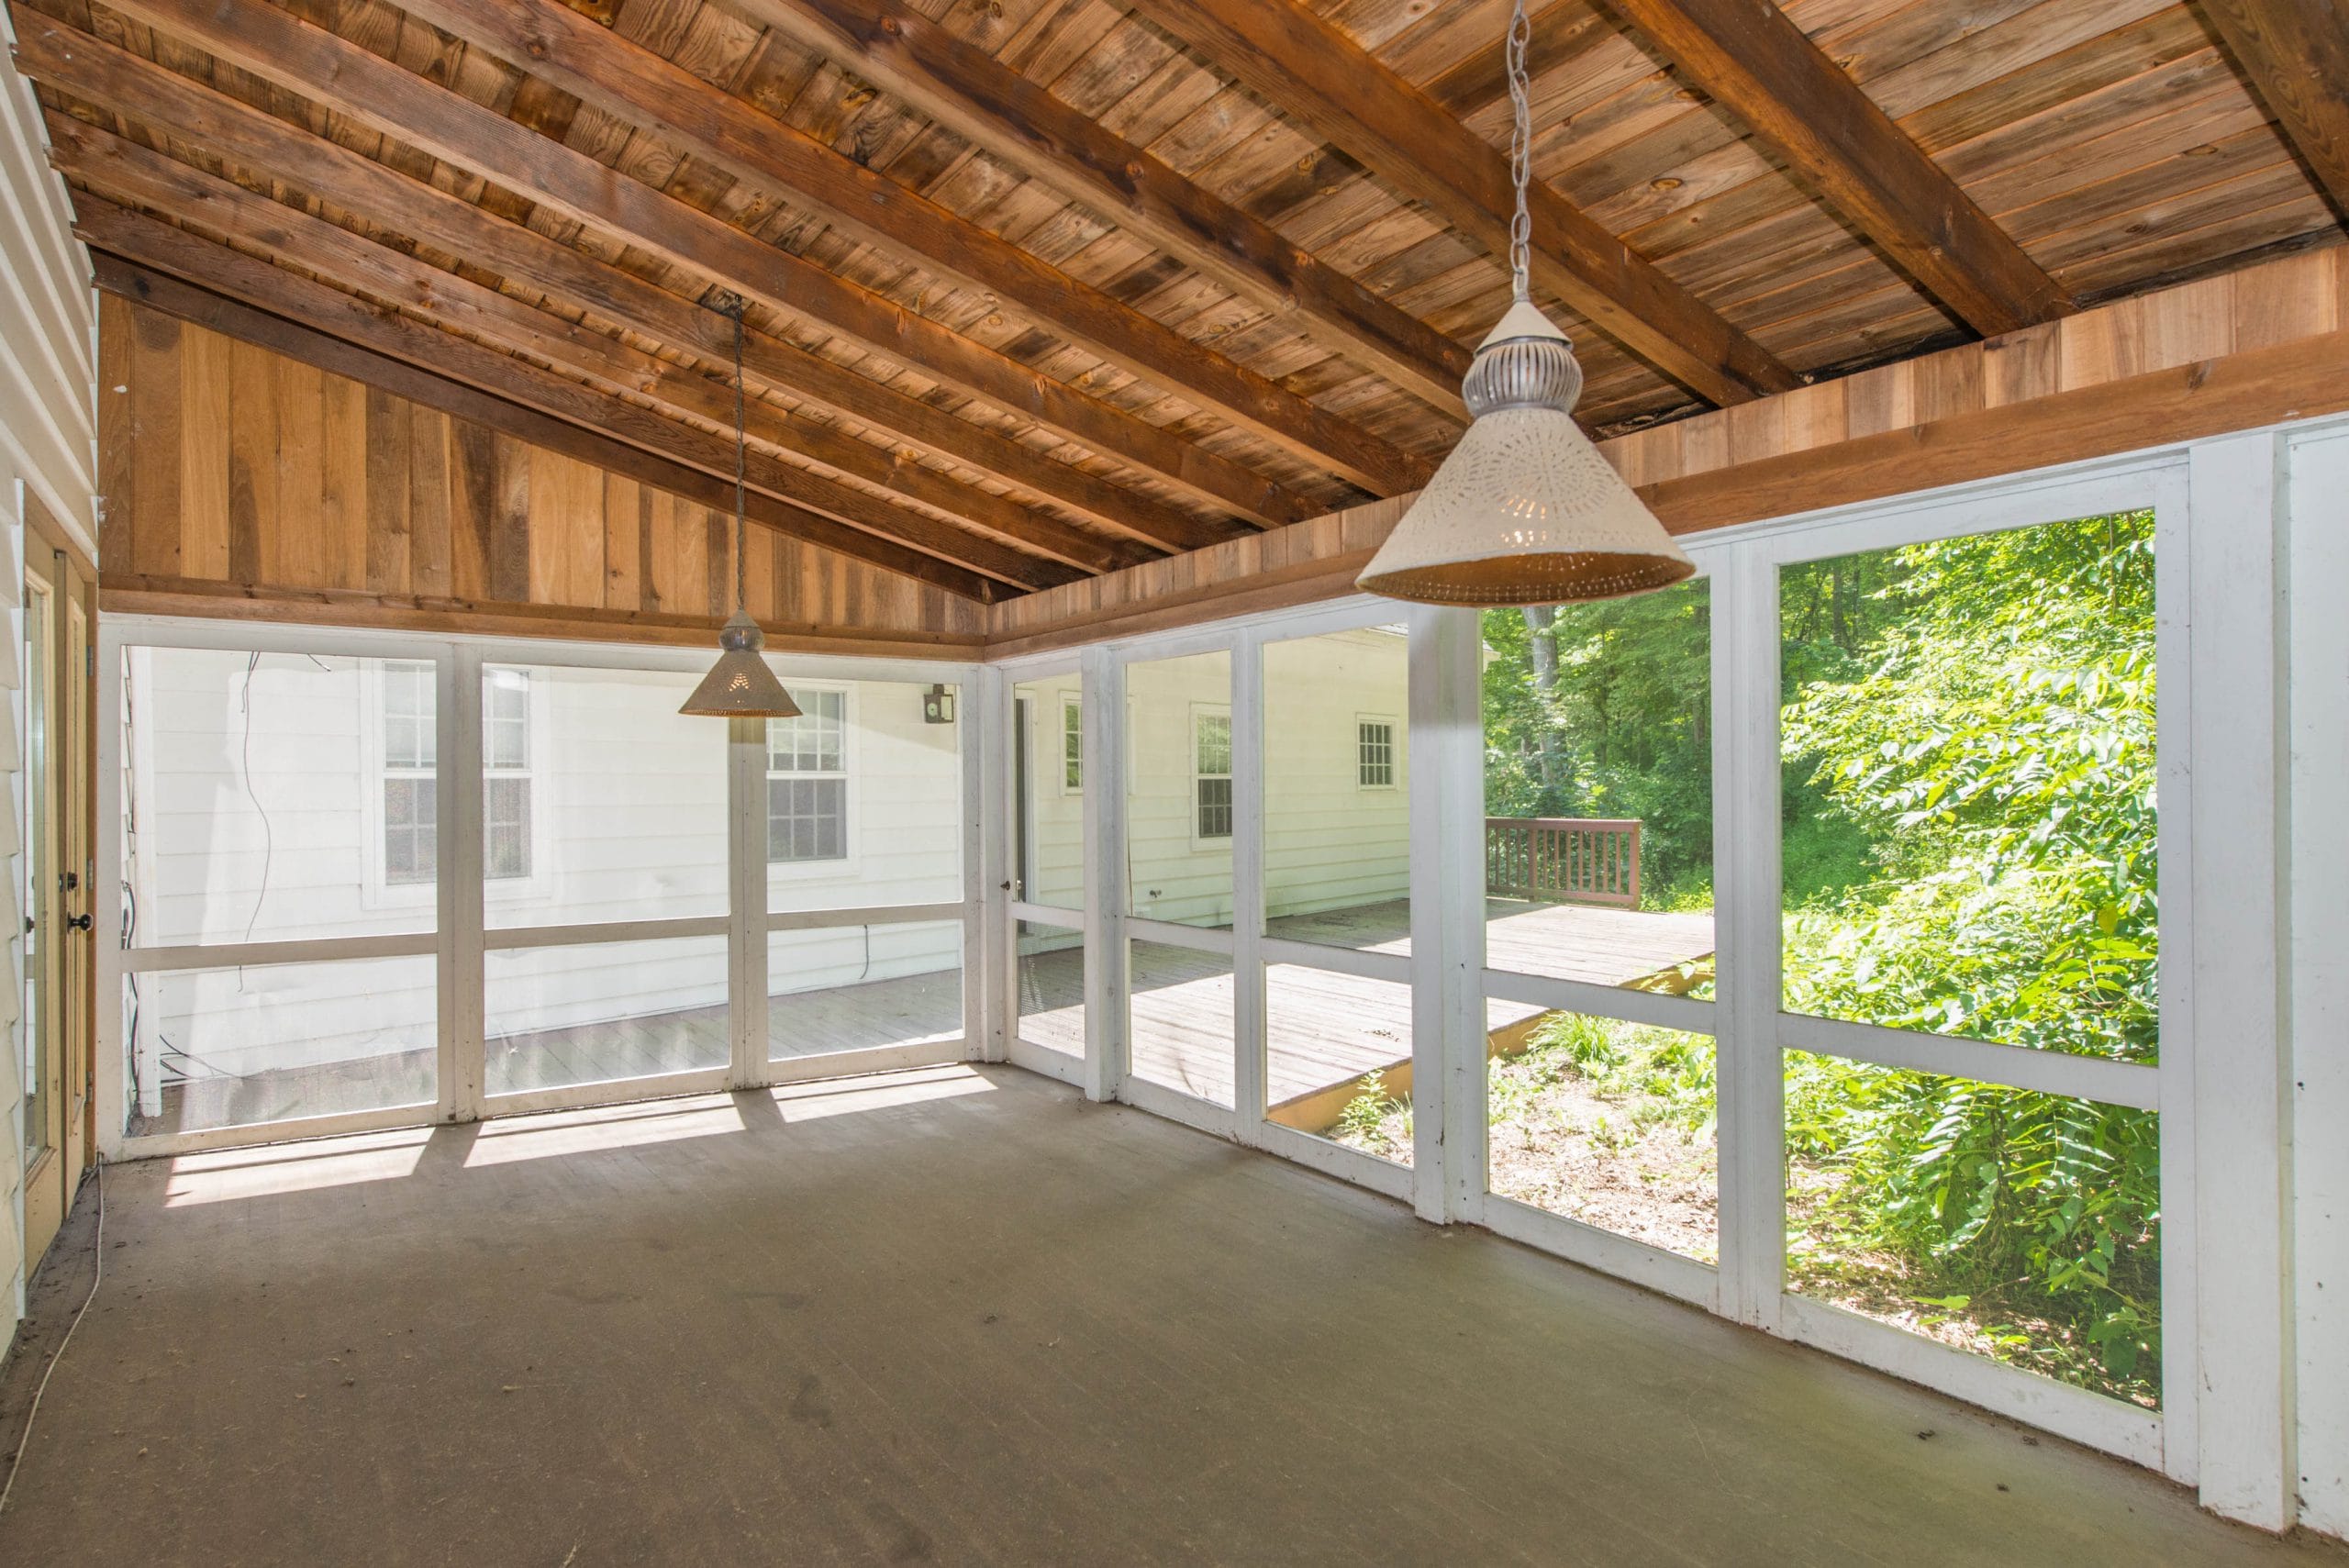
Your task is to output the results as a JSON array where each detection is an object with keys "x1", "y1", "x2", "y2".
[{"x1": 2, "y1": 1066, "x2": 2341, "y2": 1567}]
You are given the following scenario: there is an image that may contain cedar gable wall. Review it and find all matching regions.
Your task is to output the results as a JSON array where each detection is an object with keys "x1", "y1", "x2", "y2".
[{"x1": 97, "y1": 295, "x2": 988, "y2": 656}]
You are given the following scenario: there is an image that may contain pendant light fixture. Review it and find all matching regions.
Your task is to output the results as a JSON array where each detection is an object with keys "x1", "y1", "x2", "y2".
[
  {"x1": 1355, "y1": 0, "x2": 1693, "y2": 607},
  {"x1": 681, "y1": 294, "x2": 803, "y2": 719}
]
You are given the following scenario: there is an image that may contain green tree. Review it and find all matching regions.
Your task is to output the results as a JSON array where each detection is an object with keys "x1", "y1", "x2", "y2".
[{"x1": 1780, "y1": 511, "x2": 2161, "y2": 1404}]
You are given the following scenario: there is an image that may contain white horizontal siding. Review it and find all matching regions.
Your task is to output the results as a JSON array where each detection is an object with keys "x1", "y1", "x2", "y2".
[
  {"x1": 1120, "y1": 631, "x2": 1409, "y2": 929},
  {"x1": 0, "y1": 6, "x2": 91, "y2": 1350},
  {"x1": 1015, "y1": 671, "x2": 1084, "y2": 909},
  {"x1": 127, "y1": 660, "x2": 966, "y2": 1068}
]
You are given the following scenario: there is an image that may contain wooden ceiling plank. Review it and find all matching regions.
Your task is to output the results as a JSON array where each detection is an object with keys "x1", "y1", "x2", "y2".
[
  {"x1": 73, "y1": 196, "x2": 1041, "y2": 596},
  {"x1": 17, "y1": 16, "x2": 1186, "y2": 562},
  {"x1": 1595, "y1": 0, "x2": 2076, "y2": 337},
  {"x1": 85, "y1": 0, "x2": 1310, "y2": 529},
  {"x1": 730, "y1": 0, "x2": 1474, "y2": 417},
  {"x1": 2196, "y1": 0, "x2": 2349, "y2": 220},
  {"x1": 389, "y1": 0, "x2": 1431, "y2": 495},
  {"x1": 1121, "y1": 0, "x2": 1798, "y2": 406},
  {"x1": 46, "y1": 113, "x2": 1104, "y2": 585}
]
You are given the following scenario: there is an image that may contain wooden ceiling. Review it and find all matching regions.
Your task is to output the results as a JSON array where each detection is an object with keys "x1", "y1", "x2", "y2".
[{"x1": 12, "y1": 0, "x2": 2345, "y2": 602}]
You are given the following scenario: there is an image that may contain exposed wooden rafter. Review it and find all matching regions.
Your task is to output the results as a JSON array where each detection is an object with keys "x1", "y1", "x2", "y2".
[
  {"x1": 2196, "y1": 0, "x2": 2349, "y2": 221},
  {"x1": 384, "y1": 0, "x2": 1431, "y2": 496},
  {"x1": 730, "y1": 0, "x2": 1474, "y2": 417},
  {"x1": 77, "y1": 199, "x2": 1033, "y2": 597},
  {"x1": 1596, "y1": 0, "x2": 2076, "y2": 337},
  {"x1": 90, "y1": 0, "x2": 1314, "y2": 530},
  {"x1": 50, "y1": 118, "x2": 1119, "y2": 586},
  {"x1": 1123, "y1": 0, "x2": 1801, "y2": 406},
  {"x1": 15, "y1": 17, "x2": 1203, "y2": 568}
]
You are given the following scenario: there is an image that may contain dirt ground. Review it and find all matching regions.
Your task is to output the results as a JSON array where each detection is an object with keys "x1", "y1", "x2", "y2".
[{"x1": 1336, "y1": 1058, "x2": 1720, "y2": 1262}]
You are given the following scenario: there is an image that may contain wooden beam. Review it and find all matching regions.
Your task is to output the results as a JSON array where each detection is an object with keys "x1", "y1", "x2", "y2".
[
  {"x1": 1124, "y1": 0, "x2": 1800, "y2": 406},
  {"x1": 2197, "y1": 0, "x2": 2349, "y2": 221},
  {"x1": 383, "y1": 0, "x2": 1431, "y2": 495},
  {"x1": 10, "y1": 12, "x2": 1224, "y2": 558},
  {"x1": 99, "y1": 575, "x2": 989, "y2": 659},
  {"x1": 1596, "y1": 0, "x2": 2075, "y2": 337},
  {"x1": 81, "y1": 213, "x2": 1013, "y2": 601},
  {"x1": 91, "y1": 0, "x2": 1309, "y2": 529},
  {"x1": 732, "y1": 0, "x2": 1472, "y2": 417},
  {"x1": 49, "y1": 117, "x2": 1109, "y2": 585}
]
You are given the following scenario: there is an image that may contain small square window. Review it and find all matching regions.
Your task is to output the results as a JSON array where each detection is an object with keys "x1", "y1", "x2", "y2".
[{"x1": 1358, "y1": 719, "x2": 1395, "y2": 788}]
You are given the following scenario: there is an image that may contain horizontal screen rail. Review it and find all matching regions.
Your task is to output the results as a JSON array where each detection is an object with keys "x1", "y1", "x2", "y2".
[
  {"x1": 767, "y1": 903, "x2": 964, "y2": 931},
  {"x1": 1778, "y1": 1011, "x2": 2161, "y2": 1111},
  {"x1": 1482, "y1": 970, "x2": 1715, "y2": 1035},
  {"x1": 1124, "y1": 917, "x2": 1237, "y2": 955},
  {"x1": 125, "y1": 931, "x2": 440, "y2": 973},
  {"x1": 484, "y1": 915, "x2": 731, "y2": 951}
]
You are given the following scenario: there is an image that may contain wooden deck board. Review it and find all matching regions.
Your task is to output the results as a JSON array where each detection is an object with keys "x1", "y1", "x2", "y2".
[{"x1": 134, "y1": 900, "x2": 1713, "y2": 1136}]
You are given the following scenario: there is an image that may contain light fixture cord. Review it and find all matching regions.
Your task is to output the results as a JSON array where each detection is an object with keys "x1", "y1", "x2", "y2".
[
  {"x1": 729, "y1": 295, "x2": 749, "y2": 617},
  {"x1": 1507, "y1": 0, "x2": 1533, "y2": 303}
]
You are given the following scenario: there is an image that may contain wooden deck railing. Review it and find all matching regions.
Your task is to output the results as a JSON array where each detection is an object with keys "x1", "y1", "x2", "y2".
[{"x1": 1485, "y1": 817, "x2": 1642, "y2": 908}]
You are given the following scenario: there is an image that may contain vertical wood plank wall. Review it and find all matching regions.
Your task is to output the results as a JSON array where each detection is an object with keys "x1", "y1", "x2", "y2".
[{"x1": 97, "y1": 296, "x2": 986, "y2": 651}]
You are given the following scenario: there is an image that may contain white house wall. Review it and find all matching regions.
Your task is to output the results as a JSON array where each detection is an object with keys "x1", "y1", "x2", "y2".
[
  {"x1": 1013, "y1": 669, "x2": 1084, "y2": 911},
  {"x1": 1263, "y1": 627, "x2": 1409, "y2": 922},
  {"x1": 122, "y1": 651, "x2": 965, "y2": 1083},
  {"x1": 0, "y1": 0, "x2": 93, "y2": 1352},
  {"x1": 1119, "y1": 630, "x2": 1408, "y2": 929}
]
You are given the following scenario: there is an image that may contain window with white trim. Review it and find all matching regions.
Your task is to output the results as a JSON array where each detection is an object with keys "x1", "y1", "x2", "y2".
[
  {"x1": 482, "y1": 666, "x2": 533, "y2": 881},
  {"x1": 1357, "y1": 717, "x2": 1396, "y2": 788},
  {"x1": 1194, "y1": 708, "x2": 1232, "y2": 841},
  {"x1": 381, "y1": 661, "x2": 436, "y2": 886},
  {"x1": 769, "y1": 689, "x2": 848, "y2": 862},
  {"x1": 1061, "y1": 694, "x2": 1083, "y2": 793}
]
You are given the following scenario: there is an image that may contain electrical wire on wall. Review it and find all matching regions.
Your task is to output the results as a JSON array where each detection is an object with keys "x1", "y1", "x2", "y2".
[{"x1": 0, "y1": 1158, "x2": 101, "y2": 1519}]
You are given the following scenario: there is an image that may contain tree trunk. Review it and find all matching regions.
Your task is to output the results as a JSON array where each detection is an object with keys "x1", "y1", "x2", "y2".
[{"x1": 1522, "y1": 606, "x2": 1567, "y2": 807}]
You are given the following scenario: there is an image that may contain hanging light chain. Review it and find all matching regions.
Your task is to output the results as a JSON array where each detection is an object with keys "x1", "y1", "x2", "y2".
[
  {"x1": 727, "y1": 292, "x2": 749, "y2": 617},
  {"x1": 1507, "y1": 0, "x2": 1534, "y2": 303}
]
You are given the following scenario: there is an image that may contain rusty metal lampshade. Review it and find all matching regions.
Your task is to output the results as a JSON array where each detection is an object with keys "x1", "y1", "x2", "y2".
[
  {"x1": 679, "y1": 608, "x2": 800, "y2": 718},
  {"x1": 1354, "y1": 300, "x2": 1693, "y2": 606}
]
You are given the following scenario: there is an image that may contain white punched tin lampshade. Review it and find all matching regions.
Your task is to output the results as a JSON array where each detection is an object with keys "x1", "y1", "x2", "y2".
[{"x1": 1355, "y1": 301, "x2": 1694, "y2": 606}]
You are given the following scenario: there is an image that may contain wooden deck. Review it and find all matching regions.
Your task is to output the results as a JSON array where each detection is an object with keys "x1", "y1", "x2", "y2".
[
  {"x1": 135, "y1": 900, "x2": 1712, "y2": 1138},
  {"x1": 1096, "y1": 898, "x2": 1716, "y2": 1120}
]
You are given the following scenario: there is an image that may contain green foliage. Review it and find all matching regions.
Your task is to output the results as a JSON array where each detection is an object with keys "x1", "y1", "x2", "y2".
[
  {"x1": 1478, "y1": 510, "x2": 2164, "y2": 1406},
  {"x1": 1512, "y1": 1014, "x2": 1717, "y2": 1141},
  {"x1": 1334, "y1": 1073, "x2": 1412, "y2": 1161},
  {"x1": 1483, "y1": 584, "x2": 1713, "y2": 909},
  {"x1": 1779, "y1": 511, "x2": 2162, "y2": 1405}
]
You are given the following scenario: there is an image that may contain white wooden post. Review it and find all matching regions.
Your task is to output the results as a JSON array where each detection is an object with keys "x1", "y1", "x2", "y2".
[
  {"x1": 92, "y1": 623, "x2": 123, "y2": 1158},
  {"x1": 729, "y1": 712, "x2": 768, "y2": 1087},
  {"x1": 1410, "y1": 606, "x2": 1483, "y2": 1224},
  {"x1": 1231, "y1": 635, "x2": 1267, "y2": 1130},
  {"x1": 2185, "y1": 429, "x2": 2294, "y2": 1527},
  {"x1": 971, "y1": 662, "x2": 1010, "y2": 1064},
  {"x1": 2288, "y1": 424, "x2": 2349, "y2": 1537},
  {"x1": 1081, "y1": 645, "x2": 1127, "y2": 1103},
  {"x1": 450, "y1": 645, "x2": 485, "y2": 1121},
  {"x1": 1714, "y1": 540, "x2": 1784, "y2": 1330},
  {"x1": 432, "y1": 648, "x2": 462, "y2": 1121}
]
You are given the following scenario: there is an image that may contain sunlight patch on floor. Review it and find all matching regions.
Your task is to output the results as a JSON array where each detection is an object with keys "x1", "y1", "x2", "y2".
[
  {"x1": 164, "y1": 1127, "x2": 435, "y2": 1207},
  {"x1": 464, "y1": 1094, "x2": 747, "y2": 1165}
]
